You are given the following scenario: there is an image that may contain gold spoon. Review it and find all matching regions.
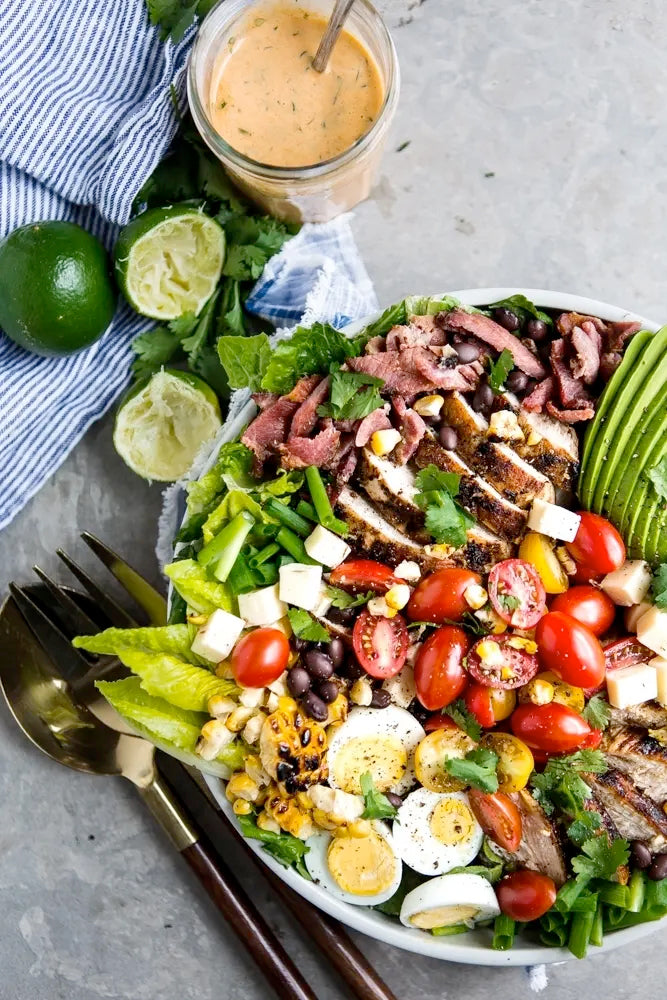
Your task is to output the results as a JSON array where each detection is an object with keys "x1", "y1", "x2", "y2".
[{"x1": 312, "y1": 0, "x2": 355, "y2": 72}]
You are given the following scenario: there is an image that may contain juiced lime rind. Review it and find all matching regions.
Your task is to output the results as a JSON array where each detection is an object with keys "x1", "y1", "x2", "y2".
[
  {"x1": 113, "y1": 368, "x2": 222, "y2": 482},
  {"x1": 114, "y1": 205, "x2": 225, "y2": 320}
]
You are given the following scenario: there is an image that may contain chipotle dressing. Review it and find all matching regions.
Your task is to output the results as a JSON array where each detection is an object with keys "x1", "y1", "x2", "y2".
[{"x1": 208, "y1": 4, "x2": 385, "y2": 168}]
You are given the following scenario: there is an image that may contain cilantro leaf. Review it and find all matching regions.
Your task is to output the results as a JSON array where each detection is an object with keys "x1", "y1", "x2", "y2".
[
  {"x1": 287, "y1": 609, "x2": 330, "y2": 643},
  {"x1": 217, "y1": 279, "x2": 246, "y2": 337},
  {"x1": 147, "y1": 0, "x2": 200, "y2": 42},
  {"x1": 360, "y1": 772, "x2": 398, "y2": 820},
  {"x1": 415, "y1": 466, "x2": 461, "y2": 496},
  {"x1": 488, "y1": 348, "x2": 515, "y2": 392},
  {"x1": 445, "y1": 747, "x2": 499, "y2": 793},
  {"x1": 131, "y1": 326, "x2": 181, "y2": 379},
  {"x1": 325, "y1": 586, "x2": 374, "y2": 609},
  {"x1": 317, "y1": 370, "x2": 384, "y2": 421},
  {"x1": 181, "y1": 292, "x2": 219, "y2": 364},
  {"x1": 414, "y1": 464, "x2": 475, "y2": 547},
  {"x1": 260, "y1": 323, "x2": 361, "y2": 395},
  {"x1": 237, "y1": 814, "x2": 309, "y2": 870},
  {"x1": 652, "y1": 563, "x2": 667, "y2": 609},
  {"x1": 217, "y1": 333, "x2": 272, "y2": 391},
  {"x1": 566, "y1": 811, "x2": 602, "y2": 847},
  {"x1": 571, "y1": 835, "x2": 630, "y2": 881},
  {"x1": 530, "y1": 750, "x2": 607, "y2": 819},
  {"x1": 648, "y1": 456, "x2": 667, "y2": 499},
  {"x1": 223, "y1": 244, "x2": 269, "y2": 281},
  {"x1": 444, "y1": 699, "x2": 483, "y2": 741},
  {"x1": 487, "y1": 294, "x2": 553, "y2": 327},
  {"x1": 582, "y1": 694, "x2": 612, "y2": 731},
  {"x1": 168, "y1": 312, "x2": 198, "y2": 337}
]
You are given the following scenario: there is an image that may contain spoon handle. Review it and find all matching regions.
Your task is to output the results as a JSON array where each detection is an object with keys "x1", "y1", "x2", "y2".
[{"x1": 312, "y1": 0, "x2": 356, "y2": 72}]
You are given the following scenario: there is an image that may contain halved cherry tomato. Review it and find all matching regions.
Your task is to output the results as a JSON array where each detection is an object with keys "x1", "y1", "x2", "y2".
[
  {"x1": 414, "y1": 625, "x2": 469, "y2": 710},
  {"x1": 603, "y1": 636, "x2": 653, "y2": 670},
  {"x1": 466, "y1": 635, "x2": 539, "y2": 689},
  {"x1": 488, "y1": 559, "x2": 546, "y2": 629},
  {"x1": 511, "y1": 702, "x2": 593, "y2": 753},
  {"x1": 329, "y1": 559, "x2": 398, "y2": 593},
  {"x1": 535, "y1": 611, "x2": 605, "y2": 688},
  {"x1": 566, "y1": 512, "x2": 625, "y2": 575},
  {"x1": 572, "y1": 562, "x2": 604, "y2": 585},
  {"x1": 407, "y1": 568, "x2": 482, "y2": 625},
  {"x1": 580, "y1": 728, "x2": 602, "y2": 750},
  {"x1": 231, "y1": 627, "x2": 290, "y2": 687},
  {"x1": 497, "y1": 871, "x2": 557, "y2": 922},
  {"x1": 352, "y1": 610, "x2": 408, "y2": 679},
  {"x1": 480, "y1": 732, "x2": 534, "y2": 792},
  {"x1": 468, "y1": 790, "x2": 523, "y2": 852},
  {"x1": 424, "y1": 714, "x2": 459, "y2": 732},
  {"x1": 550, "y1": 585, "x2": 616, "y2": 637},
  {"x1": 464, "y1": 682, "x2": 516, "y2": 727}
]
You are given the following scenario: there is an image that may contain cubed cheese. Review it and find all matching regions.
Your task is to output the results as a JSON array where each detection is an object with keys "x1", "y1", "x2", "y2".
[
  {"x1": 650, "y1": 657, "x2": 667, "y2": 707},
  {"x1": 238, "y1": 584, "x2": 287, "y2": 626},
  {"x1": 279, "y1": 563, "x2": 323, "y2": 611},
  {"x1": 304, "y1": 524, "x2": 351, "y2": 568},
  {"x1": 313, "y1": 585, "x2": 333, "y2": 618},
  {"x1": 394, "y1": 560, "x2": 421, "y2": 582},
  {"x1": 527, "y1": 498, "x2": 581, "y2": 542},
  {"x1": 606, "y1": 663, "x2": 658, "y2": 709},
  {"x1": 625, "y1": 601, "x2": 654, "y2": 633},
  {"x1": 382, "y1": 666, "x2": 417, "y2": 708},
  {"x1": 191, "y1": 609, "x2": 245, "y2": 662},
  {"x1": 601, "y1": 560, "x2": 652, "y2": 607},
  {"x1": 637, "y1": 606, "x2": 667, "y2": 658}
]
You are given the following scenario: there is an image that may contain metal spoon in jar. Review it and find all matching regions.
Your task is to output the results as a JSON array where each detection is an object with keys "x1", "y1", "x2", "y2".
[{"x1": 312, "y1": 0, "x2": 355, "y2": 72}]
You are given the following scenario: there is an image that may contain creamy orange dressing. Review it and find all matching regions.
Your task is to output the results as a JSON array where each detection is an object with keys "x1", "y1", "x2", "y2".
[{"x1": 208, "y1": 4, "x2": 385, "y2": 168}]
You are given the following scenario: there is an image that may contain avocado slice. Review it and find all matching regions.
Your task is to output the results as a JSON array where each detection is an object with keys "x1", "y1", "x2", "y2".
[
  {"x1": 607, "y1": 384, "x2": 667, "y2": 535},
  {"x1": 624, "y1": 433, "x2": 667, "y2": 562},
  {"x1": 587, "y1": 327, "x2": 667, "y2": 513},
  {"x1": 579, "y1": 329, "x2": 651, "y2": 499}
]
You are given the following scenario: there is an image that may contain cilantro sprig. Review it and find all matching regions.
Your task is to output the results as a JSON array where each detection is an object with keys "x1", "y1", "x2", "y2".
[
  {"x1": 325, "y1": 586, "x2": 374, "y2": 609},
  {"x1": 582, "y1": 694, "x2": 612, "y2": 731},
  {"x1": 287, "y1": 609, "x2": 330, "y2": 643},
  {"x1": 317, "y1": 369, "x2": 385, "y2": 421},
  {"x1": 445, "y1": 747, "x2": 499, "y2": 793},
  {"x1": 652, "y1": 563, "x2": 667, "y2": 609},
  {"x1": 488, "y1": 349, "x2": 515, "y2": 392},
  {"x1": 530, "y1": 750, "x2": 607, "y2": 849},
  {"x1": 443, "y1": 699, "x2": 482, "y2": 741},
  {"x1": 414, "y1": 465, "x2": 476, "y2": 547},
  {"x1": 360, "y1": 773, "x2": 399, "y2": 820}
]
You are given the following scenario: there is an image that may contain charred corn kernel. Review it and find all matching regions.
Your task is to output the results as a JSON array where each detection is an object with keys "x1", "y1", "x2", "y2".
[
  {"x1": 196, "y1": 719, "x2": 236, "y2": 760},
  {"x1": 238, "y1": 687, "x2": 264, "y2": 709},
  {"x1": 489, "y1": 410, "x2": 524, "y2": 442},
  {"x1": 370, "y1": 428, "x2": 402, "y2": 456},
  {"x1": 312, "y1": 808, "x2": 338, "y2": 831},
  {"x1": 346, "y1": 819, "x2": 372, "y2": 838},
  {"x1": 233, "y1": 799, "x2": 253, "y2": 816},
  {"x1": 464, "y1": 583, "x2": 488, "y2": 610},
  {"x1": 260, "y1": 702, "x2": 328, "y2": 791},
  {"x1": 526, "y1": 429, "x2": 543, "y2": 447},
  {"x1": 326, "y1": 720, "x2": 344, "y2": 739},
  {"x1": 519, "y1": 531, "x2": 568, "y2": 594},
  {"x1": 475, "y1": 606, "x2": 506, "y2": 634},
  {"x1": 215, "y1": 659, "x2": 235, "y2": 679},
  {"x1": 257, "y1": 810, "x2": 281, "y2": 835},
  {"x1": 413, "y1": 394, "x2": 444, "y2": 417},
  {"x1": 278, "y1": 695, "x2": 297, "y2": 713},
  {"x1": 243, "y1": 714, "x2": 265, "y2": 745},
  {"x1": 265, "y1": 793, "x2": 315, "y2": 840},
  {"x1": 187, "y1": 613, "x2": 208, "y2": 625},
  {"x1": 326, "y1": 693, "x2": 349, "y2": 725},
  {"x1": 208, "y1": 694, "x2": 237, "y2": 719},
  {"x1": 245, "y1": 754, "x2": 271, "y2": 787},
  {"x1": 385, "y1": 584, "x2": 411, "y2": 611},
  {"x1": 489, "y1": 687, "x2": 516, "y2": 722},
  {"x1": 519, "y1": 678, "x2": 555, "y2": 706},
  {"x1": 226, "y1": 706, "x2": 255, "y2": 732},
  {"x1": 227, "y1": 773, "x2": 261, "y2": 802},
  {"x1": 350, "y1": 677, "x2": 373, "y2": 706},
  {"x1": 507, "y1": 636, "x2": 538, "y2": 654},
  {"x1": 555, "y1": 546, "x2": 577, "y2": 575},
  {"x1": 296, "y1": 792, "x2": 314, "y2": 811},
  {"x1": 476, "y1": 639, "x2": 504, "y2": 666},
  {"x1": 552, "y1": 681, "x2": 585, "y2": 712},
  {"x1": 424, "y1": 543, "x2": 455, "y2": 559},
  {"x1": 367, "y1": 595, "x2": 396, "y2": 618},
  {"x1": 394, "y1": 560, "x2": 421, "y2": 582}
]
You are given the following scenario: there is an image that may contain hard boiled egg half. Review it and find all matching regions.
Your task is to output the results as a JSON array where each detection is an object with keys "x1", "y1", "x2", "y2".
[
  {"x1": 400, "y1": 873, "x2": 500, "y2": 930},
  {"x1": 392, "y1": 787, "x2": 483, "y2": 875},
  {"x1": 327, "y1": 706, "x2": 425, "y2": 797},
  {"x1": 305, "y1": 821, "x2": 402, "y2": 905}
]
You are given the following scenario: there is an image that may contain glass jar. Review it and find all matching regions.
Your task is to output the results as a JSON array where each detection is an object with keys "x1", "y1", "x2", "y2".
[{"x1": 187, "y1": 0, "x2": 400, "y2": 224}]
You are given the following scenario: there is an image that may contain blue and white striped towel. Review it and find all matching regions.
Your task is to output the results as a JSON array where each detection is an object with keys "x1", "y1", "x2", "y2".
[{"x1": 0, "y1": 0, "x2": 377, "y2": 533}]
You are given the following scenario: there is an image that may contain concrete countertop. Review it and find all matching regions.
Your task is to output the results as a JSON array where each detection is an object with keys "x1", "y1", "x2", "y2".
[{"x1": 2, "y1": 0, "x2": 667, "y2": 996}]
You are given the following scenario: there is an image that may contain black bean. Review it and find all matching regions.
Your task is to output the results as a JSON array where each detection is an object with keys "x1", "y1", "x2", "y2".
[
  {"x1": 631, "y1": 840, "x2": 653, "y2": 870},
  {"x1": 506, "y1": 370, "x2": 529, "y2": 393},
  {"x1": 472, "y1": 381, "x2": 494, "y2": 413},
  {"x1": 302, "y1": 691, "x2": 328, "y2": 721},
  {"x1": 327, "y1": 637, "x2": 345, "y2": 670},
  {"x1": 292, "y1": 636, "x2": 309, "y2": 653},
  {"x1": 286, "y1": 666, "x2": 311, "y2": 698},
  {"x1": 454, "y1": 341, "x2": 481, "y2": 363},
  {"x1": 438, "y1": 425, "x2": 458, "y2": 450},
  {"x1": 494, "y1": 307, "x2": 521, "y2": 332},
  {"x1": 339, "y1": 655, "x2": 364, "y2": 680},
  {"x1": 385, "y1": 792, "x2": 403, "y2": 809},
  {"x1": 525, "y1": 317, "x2": 549, "y2": 342},
  {"x1": 326, "y1": 606, "x2": 355, "y2": 626},
  {"x1": 523, "y1": 378, "x2": 537, "y2": 397},
  {"x1": 370, "y1": 689, "x2": 391, "y2": 709},
  {"x1": 304, "y1": 649, "x2": 334, "y2": 679},
  {"x1": 648, "y1": 855, "x2": 667, "y2": 881},
  {"x1": 317, "y1": 680, "x2": 339, "y2": 703},
  {"x1": 409, "y1": 700, "x2": 430, "y2": 724}
]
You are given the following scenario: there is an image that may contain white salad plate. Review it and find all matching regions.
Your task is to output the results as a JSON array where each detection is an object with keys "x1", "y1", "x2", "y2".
[{"x1": 196, "y1": 288, "x2": 661, "y2": 965}]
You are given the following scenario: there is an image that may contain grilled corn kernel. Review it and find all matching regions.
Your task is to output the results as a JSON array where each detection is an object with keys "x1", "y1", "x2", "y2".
[
  {"x1": 312, "y1": 808, "x2": 338, "y2": 831},
  {"x1": 413, "y1": 394, "x2": 444, "y2": 417},
  {"x1": 243, "y1": 714, "x2": 265, "y2": 745},
  {"x1": 296, "y1": 791, "x2": 314, "y2": 811},
  {"x1": 350, "y1": 677, "x2": 373, "y2": 706},
  {"x1": 476, "y1": 640, "x2": 504, "y2": 666},
  {"x1": 464, "y1": 583, "x2": 488, "y2": 610},
  {"x1": 245, "y1": 754, "x2": 271, "y2": 788},
  {"x1": 367, "y1": 595, "x2": 396, "y2": 618},
  {"x1": 196, "y1": 719, "x2": 236, "y2": 760},
  {"x1": 326, "y1": 693, "x2": 349, "y2": 726},
  {"x1": 507, "y1": 636, "x2": 538, "y2": 654},
  {"x1": 370, "y1": 428, "x2": 402, "y2": 456},
  {"x1": 208, "y1": 694, "x2": 237, "y2": 719},
  {"x1": 233, "y1": 799, "x2": 253, "y2": 816},
  {"x1": 227, "y1": 773, "x2": 261, "y2": 802},
  {"x1": 555, "y1": 546, "x2": 577, "y2": 575},
  {"x1": 526, "y1": 429, "x2": 543, "y2": 447},
  {"x1": 519, "y1": 678, "x2": 555, "y2": 706},
  {"x1": 226, "y1": 706, "x2": 255, "y2": 732},
  {"x1": 394, "y1": 560, "x2": 421, "y2": 582},
  {"x1": 489, "y1": 410, "x2": 524, "y2": 442},
  {"x1": 278, "y1": 696, "x2": 298, "y2": 713},
  {"x1": 257, "y1": 810, "x2": 281, "y2": 835},
  {"x1": 424, "y1": 543, "x2": 456, "y2": 559},
  {"x1": 215, "y1": 659, "x2": 235, "y2": 679},
  {"x1": 187, "y1": 613, "x2": 208, "y2": 626},
  {"x1": 537, "y1": 672, "x2": 585, "y2": 712},
  {"x1": 265, "y1": 793, "x2": 315, "y2": 840},
  {"x1": 385, "y1": 584, "x2": 411, "y2": 611}
]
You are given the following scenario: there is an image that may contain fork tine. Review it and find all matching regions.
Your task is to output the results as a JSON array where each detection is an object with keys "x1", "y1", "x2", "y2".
[
  {"x1": 81, "y1": 532, "x2": 167, "y2": 626},
  {"x1": 33, "y1": 566, "x2": 103, "y2": 638},
  {"x1": 56, "y1": 549, "x2": 138, "y2": 628}
]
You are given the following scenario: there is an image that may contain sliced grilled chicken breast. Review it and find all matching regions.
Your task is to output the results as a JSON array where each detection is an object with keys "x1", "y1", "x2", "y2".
[
  {"x1": 500, "y1": 790, "x2": 568, "y2": 886},
  {"x1": 609, "y1": 703, "x2": 667, "y2": 730},
  {"x1": 514, "y1": 409, "x2": 579, "y2": 491},
  {"x1": 586, "y1": 770, "x2": 667, "y2": 853},
  {"x1": 602, "y1": 726, "x2": 667, "y2": 802}
]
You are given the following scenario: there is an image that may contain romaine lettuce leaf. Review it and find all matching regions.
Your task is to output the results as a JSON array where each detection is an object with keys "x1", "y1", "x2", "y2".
[
  {"x1": 165, "y1": 559, "x2": 233, "y2": 613},
  {"x1": 217, "y1": 333, "x2": 271, "y2": 390},
  {"x1": 73, "y1": 624, "x2": 200, "y2": 664},
  {"x1": 260, "y1": 322, "x2": 359, "y2": 394},
  {"x1": 202, "y1": 489, "x2": 265, "y2": 544},
  {"x1": 404, "y1": 294, "x2": 462, "y2": 316},
  {"x1": 185, "y1": 442, "x2": 256, "y2": 514},
  {"x1": 116, "y1": 649, "x2": 237, "y2": 712}
]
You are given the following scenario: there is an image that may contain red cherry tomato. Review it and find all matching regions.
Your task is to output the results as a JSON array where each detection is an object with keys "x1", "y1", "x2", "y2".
[
  {"x1": 603, "y1": 636, "x2": 653, "y2": 670},
  {"x1": 231, "y1": 627, "x2": 290, "y2": 687},
  {"x1": 407, "y1": 568, "x2": 482, "y2": 625},
  {"x1": 571, "y1": 562, "x2": 604, "y2": 585},
  {"x1": 488, "y1": 559, "x2": 546, "y2": 629},
  {"x1": 352, "y1": 610, "x2": 408, "y2": 679},
  {"x1": 511, "y1": 703, "x2": 593, "y2": 753},
  {"x1": 566, "y1": 512, "x2": 625, "y2": 575},
  {"x1": 329, "y1": 559, "x2": 398, "y2": 593},
  {"x1": 414, "y1": 625, "x2": 470, "y2": 710},
  {"x1": 466, "y1": 634, "x2": 540, "y2": 689},
  {"x1": 535, "y1": 611, "x2": 605, "y2": 688},
  {"x1": 580, "y1": 728, "x2": 603, "y2": 750},
  {"x1": 464, "y1": 682, "x2": 516, "y2": 728},
  {"x1": 550, "y1": 585, "x2": 616, "y2": 637},
  {"x1": 468, "y1": 790, "x2": 523, "y2": 852},
  {"x1": 424, "y1": 714, "x2": 459, "y2": 732},
  {"x1": 497, "y1": 871, "x2": 557, "y2": 922}
]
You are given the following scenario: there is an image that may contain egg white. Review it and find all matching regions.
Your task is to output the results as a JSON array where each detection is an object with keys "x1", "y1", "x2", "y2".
[
  {"x1": 304, "y1": 822, "x2": 402, "y2": 906},
  {"x1": 326, "y1": 706, "x2": 425, "y2": 796},
  {"x1": 399, "y1": 873, "x2": 500, "y2": 929},
  {"x1": 391, "y1": 788, "x2": 484, "y2": 876}
]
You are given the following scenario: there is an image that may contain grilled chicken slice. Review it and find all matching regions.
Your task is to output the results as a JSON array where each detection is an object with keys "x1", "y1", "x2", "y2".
[
  {"x1": 414, "y1": 436, "x2": 527, "y2": 541},
  {"x1": 609, "y1": 703, "x2": 667, "y2": 730},
  {"x1": 438, "y1": 393, "x2": 554, "y2": 508},
  {"x1": 335, "y1": 486, "x2": 511, "y2": 575},
  {"x1": 514, "y1": 409, "x2": 579, "y2": 491},
  {"x1": 582, "y1": 794, "x2": 630, "y2": 883},
  {"x1": 602, "y1": 726, "x2": 667, "y2": 802},
  {"x1": 586, "y1": 769, "x2": 667, "y2": 853},
  {"x1": 357, "y1": 449, "x2": 425, "y2": 531},
  {"x1": 502, "y1": 790, "x2": 568, "y2": 886}
]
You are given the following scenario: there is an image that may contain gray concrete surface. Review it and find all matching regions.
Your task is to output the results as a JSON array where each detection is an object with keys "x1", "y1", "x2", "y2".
[{"x1": 2, "y1": 0, "x2": 667, "y2": 996}]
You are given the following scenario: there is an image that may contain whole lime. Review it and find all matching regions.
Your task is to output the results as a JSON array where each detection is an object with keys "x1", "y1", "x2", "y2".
[{"x1": 0, "y1": 220, "x2": 116, "y2": 356}]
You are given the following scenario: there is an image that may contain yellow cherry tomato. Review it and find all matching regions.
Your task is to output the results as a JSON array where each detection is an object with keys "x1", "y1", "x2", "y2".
[
  {"x1": 488, "y1": 687, "x2": 517, "y2": 722},
  {"x1": 519, "y1": 531, "x2": 568, "y2": 594},
  {"x1": 538, "y1": 671, "x2": 586, "y2": 713},
  {"x1": 480, "y1": 732, "x2": 534, "y2": 793},
  {"x1": 414, "y1": 727, "x2": 476, "y2": 793}
]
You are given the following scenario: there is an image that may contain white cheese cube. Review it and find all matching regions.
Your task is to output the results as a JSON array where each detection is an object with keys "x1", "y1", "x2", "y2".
[
  {"x1": 625, "y1": 601, "x2": 654, "y2": 633},
  {"x1": 313, "y1": 585, "x2": 333, "y2": 618},
  {"x1": 279, "y1": 563, "x2": 323, "y2": 611},
  {"x1": 637, "y1": 606, "x2": 667, "y2": 659},
  {"x1": 238, "y1": 584, "x2": 288, "y2": 627},
  {"x1": 650, "y1": 657, "x2": 667, "y2": 707},
  {"x1": 606, "y1": 664, "x2": 658, "y2": 709},
  {"x1": 601, "y1": 560, "x2": 652, "y2": 607},
  {"x1": 304, "y1": 524, "x2": 351, "y2": 568},
  {"x1": 527, "y1": 498, "x2": 581, "y2": 542},
  {"x1": 191, "y1": 609, "x2": 245, "y2": 662},
  {"x1": 238, "y1": 686, "x2": 265, "y2": 709},
  {"x1": 394, "y1": 560, "x2": 421, "y2": 582},
  {"x1": 382, "y1": 666, "x2": 417, "y2": 709}
]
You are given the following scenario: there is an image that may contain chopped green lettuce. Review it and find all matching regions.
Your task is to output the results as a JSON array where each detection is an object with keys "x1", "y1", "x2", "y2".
[
  {"x1": 185, "y1": 442, "x2": 256, "y2": 514},
  {"x1": 260, "y1": 322, "x2": 360, "y2": 394},
  {"x1": 359, "y1": 300, "x2": 407, "y2": 339},
  {"x1": 404, "y1": 294, "x2": 462, "y2": 316},
  {"x1": 202, "y1": 490, "x2": 264, "y2": 544},
  {"x1": 73, "y1": 624, "x2": 200, "y2": 664},
  {"x1": 316, "y1": 370, "x2": 384, "y2": 421},
  {"x1": 165, "y1": 559, "x2": 233, "y2": 614},
  {"x1": 116, "y1": 649, "x2": 237, "y2": 712},
  {"x1": 217, "y1": 333, "x2": 272, "y2": 391}
]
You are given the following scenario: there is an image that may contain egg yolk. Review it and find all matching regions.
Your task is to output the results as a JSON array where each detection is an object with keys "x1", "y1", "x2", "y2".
[
  {"x1": 332, "y1": 735, "x2": 407, "y2": 794},
  {"x1": 430, "y1": 798, "x2": 476, "y2": 846},
  {"x1": 410, "y1": 905, "x2": 480, "y2": 930},
  {"x1": 327, "y1": 829, "x2": 396, "y2": 896}
]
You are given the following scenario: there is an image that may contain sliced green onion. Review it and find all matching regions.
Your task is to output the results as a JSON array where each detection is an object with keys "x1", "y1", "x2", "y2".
[
  {"x1": 567, "y1": 910, "x2": 594, "y2": 959},
  {"x1": 590, "y1": 903, "x2": 604, "y2": 948},
  {"x1": 265, "y1": 498, "x2": 312, "y2": 537},
  {"x1": 253, "y1": 562, "x2": 279, "y2": 587},
  {"x1": 645, "y1": 875, "x2": 667, "y2": 913},
  {"x1": 555, "y1": 877, "x2": 589, "y2": 913},
  {"x1": 227, "y1": 555, "x2": 259, "y2": 596},
  {"x1": 250, "y1": 542, "x2": 281, "y2": 567},
  {"x1": 568, "y1": 892, "x2": 598, "y2": 914},
  {"x1": 305, "y1": 466, "x2": 334, "y2": 522},
  {"x1": 604, "y1": 904, "x2": 630, "y2": 928},
  {"x1": 596, "y1": 883, "x2": 630, "y2": 909},
  {"x1": 325, "y1": 515, "x2": 350, "y2": 537},
  {"x1": 296, "y1": 500, "x2": 318, "y2": 522},
  {"x1": 539, "y1": 912, "x2": 569, "y2": 948},
  {"x1": 197, "y1": 510, "x2": 255, "y2": 582},
  {"x1": 627, "y1": 868, "x2": 646, "y2": 913},
  {"x1": 431, "y1": 923, "x2": 469, "y2": 936},
  {"x1": 491, "y1": 914, "x2": 515, "y2": 951},
  {"x1": 276, "y1": 526, "x2": 317, "y2": 565}
]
